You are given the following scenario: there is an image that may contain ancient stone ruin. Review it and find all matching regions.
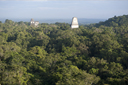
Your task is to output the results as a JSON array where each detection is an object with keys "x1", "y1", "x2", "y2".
[
  {"x1": 71, "y1": 17, "x2": 79, "y2": 29},
  {"x1": 30, "y1": 18, "x2": 39, "y2": 27}
]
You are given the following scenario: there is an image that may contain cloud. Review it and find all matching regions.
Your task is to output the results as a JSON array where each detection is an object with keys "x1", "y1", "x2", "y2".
[
  {"x1": 0, "y1": 0, "x2": 48, "y2": 1},
  {"x1": 0, "y1": 0, "x2": 128, "y2": 1},
  {"x1": 38, "y1": 7, "x2": 66, "y2": 10},
  {"x1": 38, "y1": 7, "x2": 56, "y2": 10}
]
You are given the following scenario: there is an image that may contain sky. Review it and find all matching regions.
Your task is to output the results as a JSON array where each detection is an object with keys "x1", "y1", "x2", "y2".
[{"x1": 0, "y1": 0, "x2": 128, "y2": 20}]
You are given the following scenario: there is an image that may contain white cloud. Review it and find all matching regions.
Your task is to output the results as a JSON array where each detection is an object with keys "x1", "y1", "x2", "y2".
[
  {"x1": 38, "y1": 7, "x2": 66, "y2": 10},
  {"x1": 0, "y1": 0, "x2": 128, "y2": 1},
  {"x1": 0, "y1": 0, "x2": 48, "y2": 1},
  {"x1": 38, "y1": 7, "x2": 55, "y2": 10}
]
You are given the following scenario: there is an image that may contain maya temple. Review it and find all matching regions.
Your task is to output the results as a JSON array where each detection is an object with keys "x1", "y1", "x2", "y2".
[{"x1": 71, "y1": 17, "x2": 79, "y2": 29}]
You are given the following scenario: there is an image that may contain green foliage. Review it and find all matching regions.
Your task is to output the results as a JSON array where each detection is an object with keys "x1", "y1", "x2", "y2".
[
  {"x1": 0, "y1": 15, "x2": 128, "y2": 85},
  {"x1": 55, "y1": 65, "x2": 100, "y2": 85},
  {"x1": 95, "y1": 15, "x2": 128, "y2": 27}
]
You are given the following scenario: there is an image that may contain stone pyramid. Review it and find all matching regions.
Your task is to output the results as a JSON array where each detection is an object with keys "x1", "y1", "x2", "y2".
[{"x1": 71, "y1": 17, "x2": 79, "y2": 28}]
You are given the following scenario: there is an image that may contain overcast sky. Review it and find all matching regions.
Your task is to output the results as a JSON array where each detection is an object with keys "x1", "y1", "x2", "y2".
[{"x1": 0, "y1": 0, "x2": 128, "y2": 20}]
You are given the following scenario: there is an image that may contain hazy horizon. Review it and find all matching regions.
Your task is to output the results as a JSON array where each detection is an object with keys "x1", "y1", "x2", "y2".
[
  {"x1": 0, "y1": 1, "x2": 128, "y2": 20},
  {"x1": 0, "y1": 18, "x2": 106, "y2": 25}
]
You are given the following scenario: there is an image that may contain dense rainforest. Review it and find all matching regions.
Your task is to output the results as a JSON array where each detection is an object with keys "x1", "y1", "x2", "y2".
[{"x1": 0, "y1": 15, "x2": 128, "y2": 85}]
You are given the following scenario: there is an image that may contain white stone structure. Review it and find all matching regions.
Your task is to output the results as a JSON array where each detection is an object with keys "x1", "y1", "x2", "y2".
[
  {"x1": 71, "y1": 17, "x2": 79, "y2": 28},
  {"x1": 30, "y1": 18, "x2": 39, "y2": 27},
  {"x1": 34, "y1": 21, "x2": 39, "y2": 26}
]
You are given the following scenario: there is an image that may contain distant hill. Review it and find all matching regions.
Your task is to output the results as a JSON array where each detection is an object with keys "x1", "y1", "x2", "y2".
[
  {"x1": 1, "y1": 15, "x2": 128, "y2": 26},
  {"x1": 38, "y1": 18, "x2": 105, "y2": 25},
  {"x1": 0, "y1": 18, "x2": 105, "y2": 25},
  {"x1": 95, "y1": 15, "x2": 128, "y2": 27}
]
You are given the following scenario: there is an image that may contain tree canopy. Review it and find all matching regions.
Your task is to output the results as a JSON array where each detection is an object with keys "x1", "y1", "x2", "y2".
[{"x1": 0, "y1": 15, "x2": 128, "y2": 85}]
